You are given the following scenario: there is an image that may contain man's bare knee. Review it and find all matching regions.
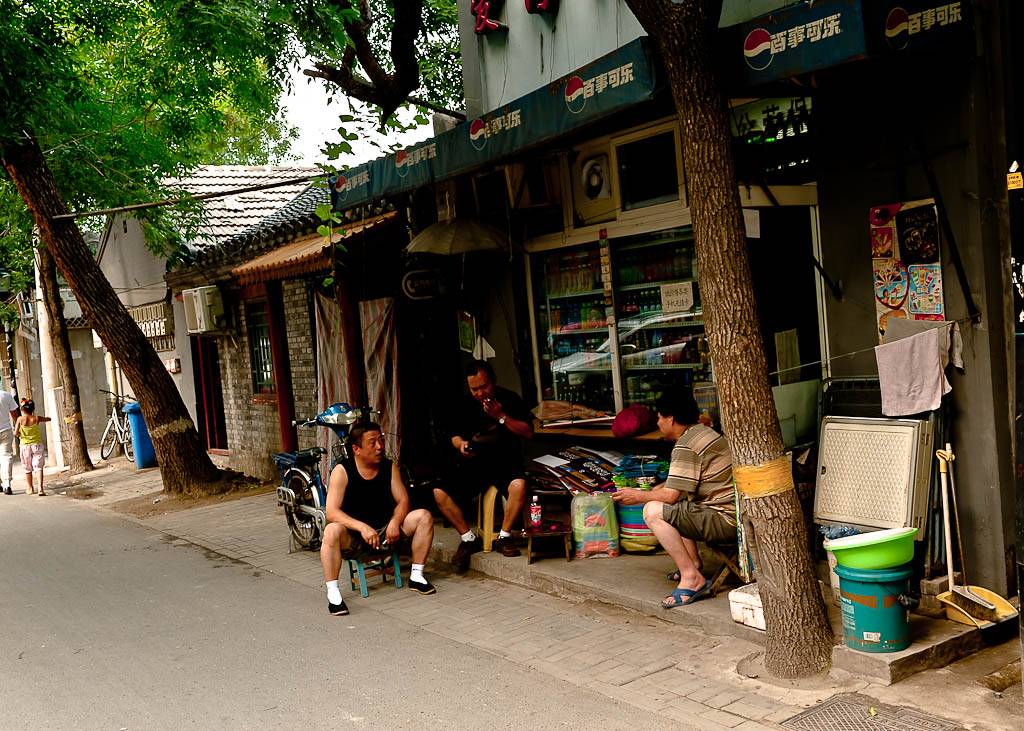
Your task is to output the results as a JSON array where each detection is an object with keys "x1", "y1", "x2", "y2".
[
  {"x1": 643, "y1": 501, "x2": 666, "y2": 526},
  {"x1": 323, "y1": 522, "x2": 347, "y2": 546},
  {"x1": 507, "y1": 479, "x2": 525, "y2": 497}
]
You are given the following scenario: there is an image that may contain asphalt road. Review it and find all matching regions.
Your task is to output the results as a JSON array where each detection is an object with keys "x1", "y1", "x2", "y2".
[{"x1": 0, "y1": 495, "x2": 677, "y2": 730}]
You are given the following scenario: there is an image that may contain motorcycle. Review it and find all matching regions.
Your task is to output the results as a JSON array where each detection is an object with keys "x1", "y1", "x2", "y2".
[{"x1": 272, "y1": 403, "x2": 376, "y2": 551}]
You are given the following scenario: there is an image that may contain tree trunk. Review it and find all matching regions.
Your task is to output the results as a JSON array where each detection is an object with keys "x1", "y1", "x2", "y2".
[
  {"x1": 624, "y1": 0, "x2": 833, "y2": 677},
  {"x1": 2, "y1": 133, "x2": 220, "y2": 493},
  {"x1": 35, "y1": 244, "x2": 94, "y2": 474}
]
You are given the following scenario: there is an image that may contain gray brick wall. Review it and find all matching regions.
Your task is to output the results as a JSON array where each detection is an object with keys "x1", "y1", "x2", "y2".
[
  {"x1": 283, "y1": 279, "x2": 318, "y2": 453},
  {"x1": 215, "y1": 279, "x2": 317, "y2": 481}
]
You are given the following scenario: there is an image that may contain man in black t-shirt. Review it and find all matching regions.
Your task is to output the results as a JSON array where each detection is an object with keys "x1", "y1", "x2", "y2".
[
  {"x1": 433, "y1": 360, "x2": 534, "y2": 571},
  {"x1": 320, "y1": 422, "x2": 436, "y2": 616}
]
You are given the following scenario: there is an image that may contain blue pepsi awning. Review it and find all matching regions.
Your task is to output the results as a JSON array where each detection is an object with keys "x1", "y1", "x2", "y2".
[
  {"x1": 329, "y1": 37, "x2": 660, "y2": 212},
  {"x1": 727, "y1": 0, "x2": 972, "y2": 87}
]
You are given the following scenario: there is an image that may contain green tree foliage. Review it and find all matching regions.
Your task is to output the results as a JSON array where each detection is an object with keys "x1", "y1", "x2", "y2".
[{"x1": 0, "y1": 0, "x2": 299, "y2": 260}]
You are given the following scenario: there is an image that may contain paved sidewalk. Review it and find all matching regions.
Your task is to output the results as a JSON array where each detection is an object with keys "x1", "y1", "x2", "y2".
[{"x1": 48, "y1": 462, "x2": 1023, "y2": 730}]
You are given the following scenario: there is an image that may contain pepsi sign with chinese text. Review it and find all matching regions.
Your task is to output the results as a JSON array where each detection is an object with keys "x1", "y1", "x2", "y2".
[
  {"x1": 329, "y1": 38, "x2": 659, "y2": 213},
  {"x1": 733, "y1": 0, "x2": 868, "y2": 86}
]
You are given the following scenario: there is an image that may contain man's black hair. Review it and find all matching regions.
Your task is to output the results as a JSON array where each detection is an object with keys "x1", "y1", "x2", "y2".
[
  {"x1": 464, "y1": 359, "x2": 495, "y2": 381},
  {"x1": 655, "y1": 388, "x2": 699, "y2": 425},
  {"x1": 347, "y1": 421, "x2": 382, "y2": 450}
]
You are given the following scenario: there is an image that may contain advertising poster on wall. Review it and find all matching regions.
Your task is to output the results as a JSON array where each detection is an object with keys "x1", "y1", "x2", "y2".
[{"x1": 869, "y1": 198, "x2": 945, "y2": 341}]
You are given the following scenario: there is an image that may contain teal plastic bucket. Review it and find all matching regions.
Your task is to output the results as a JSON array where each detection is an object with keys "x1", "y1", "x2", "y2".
[{"x1": 834, "y1": 563, "x2": 913, "y2": 653}]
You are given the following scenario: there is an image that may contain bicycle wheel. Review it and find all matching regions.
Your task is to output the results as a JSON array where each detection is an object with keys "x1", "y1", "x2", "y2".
[
  {"x1": 123, "y1": 420, "x2": 135, "y2": 463},
  {"x1": 99, "y1": 419, "x2": 117, "y2": 460},
  {"x1": 283, "y1": 468, "x2": 320, "y2": 549}
]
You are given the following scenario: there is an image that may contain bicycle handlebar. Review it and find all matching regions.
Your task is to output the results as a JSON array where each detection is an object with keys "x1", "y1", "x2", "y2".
[{"x1": 99, "y1": 389, "x2": 135, "y2": 402}]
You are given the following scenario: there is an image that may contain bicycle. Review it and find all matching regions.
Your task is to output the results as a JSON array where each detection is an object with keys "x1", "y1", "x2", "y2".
[
  {"x1": 274, "y1": 403, "x2": 378, "y2": 550},
  {"x1": 98, "y1": 389, "x2": 135, "y2": 462}
]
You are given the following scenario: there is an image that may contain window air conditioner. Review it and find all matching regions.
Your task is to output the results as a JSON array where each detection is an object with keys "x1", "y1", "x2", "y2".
[{"x1": 182, "y1": 286, "x2": 226, "y2": 334}]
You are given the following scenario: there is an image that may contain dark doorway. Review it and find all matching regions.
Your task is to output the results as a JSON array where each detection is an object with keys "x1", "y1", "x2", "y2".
[{"x1": 192, "y1": 337, "x2": 227, "y2": 451}]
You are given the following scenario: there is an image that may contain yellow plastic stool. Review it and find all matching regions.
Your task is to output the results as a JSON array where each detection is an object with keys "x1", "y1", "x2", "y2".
[{"x1": 478, "y1": 485, "x2": 499, "y2": 553}]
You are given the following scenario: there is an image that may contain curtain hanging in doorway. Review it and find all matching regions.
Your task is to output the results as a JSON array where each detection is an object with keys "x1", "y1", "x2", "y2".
[
  {"x1": 359, "y1": 298, "x2": 401, "y2": 459},
  {"x1": 315, "y1": 292, "x2": 354, "y2": 477}
]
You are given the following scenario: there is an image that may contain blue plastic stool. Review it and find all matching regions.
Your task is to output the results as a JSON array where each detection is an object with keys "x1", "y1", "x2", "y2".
[{"x1": 346, "y1": 550, "x2": 402, "y2": 598}]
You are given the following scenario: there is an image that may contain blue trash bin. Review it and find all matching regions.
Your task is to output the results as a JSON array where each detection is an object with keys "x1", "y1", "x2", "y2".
[{"x1": 122, "y1": 402, "x2": 157, "y2": 469}]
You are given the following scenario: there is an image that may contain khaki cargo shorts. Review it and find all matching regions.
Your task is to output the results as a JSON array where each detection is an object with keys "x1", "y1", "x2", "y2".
[{"x1": 661, "y1": 501, "x2": 736, "y2": 545}]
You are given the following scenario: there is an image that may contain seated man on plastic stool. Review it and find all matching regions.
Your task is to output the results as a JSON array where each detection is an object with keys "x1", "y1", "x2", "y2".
[
  {"x1": 433, "y1": 360, "x2": 534, "y2": 571},
  {"x1": 320, "y1": 422, "x2": 436, "y2": 616},
  {"x1": 613, "y1": 388, "x2": 736, "y2": 608}
]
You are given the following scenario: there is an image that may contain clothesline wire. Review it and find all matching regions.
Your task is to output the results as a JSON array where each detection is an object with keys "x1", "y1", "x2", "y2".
[{"x1": 766, "y1": 316, "x2": 969, "y2": 378}]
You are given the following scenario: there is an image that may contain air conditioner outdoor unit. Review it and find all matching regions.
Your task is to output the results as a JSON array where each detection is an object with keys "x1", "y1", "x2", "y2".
[
  {"x1": 813, "y1": 416, "x2": 933, "y2": 540},
  {"x1": 182, "y1": 285, "x2": 226, "y2": 334}
]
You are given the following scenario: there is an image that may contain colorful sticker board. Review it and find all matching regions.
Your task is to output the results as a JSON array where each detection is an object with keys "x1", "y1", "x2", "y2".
[{"x1": 869, "y1": 198, "x2": 945, "y2": 341}]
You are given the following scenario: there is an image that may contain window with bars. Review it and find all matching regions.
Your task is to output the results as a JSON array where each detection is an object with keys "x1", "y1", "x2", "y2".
[{"x1": 245, "y1": 301, "x2": 275, "y2": 395}]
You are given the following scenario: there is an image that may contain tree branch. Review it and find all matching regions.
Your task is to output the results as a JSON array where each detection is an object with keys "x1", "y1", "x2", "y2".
[{"x1": 307, "y1": 0, "x2": 427, "y2": 120}]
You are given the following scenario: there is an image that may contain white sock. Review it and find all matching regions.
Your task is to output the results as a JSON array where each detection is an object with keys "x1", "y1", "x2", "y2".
[
  {"x1": 498, "y1": 529, "x2": 512, "y2": 539},
  {"x1": 410, "y1": 563, "x2": 426, "y2": 583},
  {"x1": 325, "y1": 580, "x2": 342, "y2": 605},
  {"x1": 460, "y1": 530, "x2": 477, "y2": 542}
]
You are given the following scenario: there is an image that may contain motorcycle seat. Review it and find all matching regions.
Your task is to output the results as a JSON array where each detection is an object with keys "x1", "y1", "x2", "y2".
[{"x1": 272, "y1": 447, "x2": 326, "y2": 468}]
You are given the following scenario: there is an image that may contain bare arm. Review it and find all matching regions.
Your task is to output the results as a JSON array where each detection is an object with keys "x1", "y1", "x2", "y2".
[
  {"x1": 389, "y1": 463, "x2": 410, "y2": 525},
  {"x1": 611, "y1": 484, "x2": 683, "y2": 505},
  {"x1": 37, "y1": 416, "x2": 51, "y2": 423},
  {"x1": 9, "y1": 408, "x2": 19, "y2": 429},
  {"x1": 13, "y1": 417, "x2": 22, "y2": 438}
]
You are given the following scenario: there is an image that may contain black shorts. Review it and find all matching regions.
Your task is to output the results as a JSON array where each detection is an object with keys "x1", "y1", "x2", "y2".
[
  {"x1": 340, "y1": 525, "x2": 402, "y2": 558},
  {"x1": 438, "y1": 459, "x2": 525, "y2": 511}
]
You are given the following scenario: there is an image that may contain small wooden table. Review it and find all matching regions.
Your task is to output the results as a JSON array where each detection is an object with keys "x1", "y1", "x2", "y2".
[{"x1": 523, "y1": 526, "x2": 572, "y2": 564}]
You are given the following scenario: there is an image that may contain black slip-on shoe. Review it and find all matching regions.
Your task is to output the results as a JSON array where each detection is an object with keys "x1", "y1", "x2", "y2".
[
  {"x1": 452, "y1": 536, "x2": 483, "y2": 572},
  {"x1": 408, "y1": 578, "x2": 437, "y2": 595},
  {"x1": 493, "y1": 536, "x2": 521, "y2": 557},
  {"x1": 328, "y1": 598, "x2": 350, "y2": 616}
]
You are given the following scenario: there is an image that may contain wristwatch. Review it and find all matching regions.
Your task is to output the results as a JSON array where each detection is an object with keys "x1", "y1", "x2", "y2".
[{"x1": 499, "y1": 415, "x2": 507, "y2": 426}]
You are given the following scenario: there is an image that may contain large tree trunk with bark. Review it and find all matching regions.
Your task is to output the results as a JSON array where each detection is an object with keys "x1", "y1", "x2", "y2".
[
  {"x1": 36, "y1": 244, "x2": 94, "y2": 474},
  {"x1": 624, "y1": 0, "x2": 834, "y2": 677},
  {"x1": 2, "y1": 132, "x2": 220, "y2": 493}
]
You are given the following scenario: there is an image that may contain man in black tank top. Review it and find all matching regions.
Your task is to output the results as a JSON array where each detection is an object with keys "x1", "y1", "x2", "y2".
[{"x1": 319, "y1": 422, "x2": 436, "y2": 615}]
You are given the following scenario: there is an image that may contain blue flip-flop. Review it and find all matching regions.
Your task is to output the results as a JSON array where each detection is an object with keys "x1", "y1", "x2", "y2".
[{"x1": 661, "y1": 580, "x2": 712, "y2": 608}]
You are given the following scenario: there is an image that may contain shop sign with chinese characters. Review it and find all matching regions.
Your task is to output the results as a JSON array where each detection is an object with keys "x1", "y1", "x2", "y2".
[
  {"x1": 471, "y1": 0, "x2": 559, "y2": 35},
  {"x1": 734, "y1": 0, "x2": 866, "y2": 85},
  {"x1": 661, "y1": 281, "x2": 694, "y2": 313},
  {"x1": 329, "y1": 39, "x2": 658, "y2": 213},
  {"x1": 863, "y1": 1, "x2": 970, "y2": 54}
]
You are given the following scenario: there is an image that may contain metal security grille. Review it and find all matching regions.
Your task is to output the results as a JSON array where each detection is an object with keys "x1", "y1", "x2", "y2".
[
  {"x1": 781, "y1": 695, "x2": 962, "y2": 731},
  {"x1": 813, "y1": 417, "x2": 931, "y2": 534}
]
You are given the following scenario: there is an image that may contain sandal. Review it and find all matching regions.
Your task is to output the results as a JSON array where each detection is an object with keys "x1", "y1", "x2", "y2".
[{"x1": 661, "y1": 580, "x2": 712, "y2": 608}]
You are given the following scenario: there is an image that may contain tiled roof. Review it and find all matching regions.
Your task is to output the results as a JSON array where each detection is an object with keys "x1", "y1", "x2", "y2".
[
  {"x1": 170, "y1": 165, "x2": 321, "y2": 250},
  {"x1": 229, "y1": 213, "x2": 399, "y2": 285},
  {"x1": 187, "y1": 181, "x2": 397, "y2": 267}
]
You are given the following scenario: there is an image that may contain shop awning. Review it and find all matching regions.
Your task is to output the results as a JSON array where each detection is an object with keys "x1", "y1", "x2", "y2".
[
  {"x1": 329, "y1": 37, "x2": 660, "y2": 213},
  {"x1": 723, "y1": 0, "x2": 972, "y2": 88},
  {"x1": 230, "y1": 212, "x2": 398, "y2": 285}
]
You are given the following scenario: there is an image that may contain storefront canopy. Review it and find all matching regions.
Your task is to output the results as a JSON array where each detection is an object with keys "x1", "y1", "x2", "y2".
[
  {"x1": 329, "y1": 37, "x2": 660, "y2": 213},
  {"x1": 724, "y1": 0, "x2": 973, "y2": 88},
  {"x1": 230, "y1": 212, "x2": 397, "y2": 285}
]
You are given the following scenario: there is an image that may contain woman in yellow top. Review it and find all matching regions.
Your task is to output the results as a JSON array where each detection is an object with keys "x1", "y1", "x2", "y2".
[{"x1": 14, "y1": 400, "x2": 50, "y2": 496}]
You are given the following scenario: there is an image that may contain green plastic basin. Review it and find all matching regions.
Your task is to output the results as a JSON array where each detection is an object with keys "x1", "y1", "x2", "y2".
[{"x1": 823, "y1": 527, "x2": 918, "y2": 570}]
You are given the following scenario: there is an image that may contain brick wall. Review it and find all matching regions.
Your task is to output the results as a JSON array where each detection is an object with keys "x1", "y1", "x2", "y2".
[
  {"x1": 216, "y1": 279, "x2": 318, "y2": 481},
  {"x1": 283, "y1": 279, "x2": 318, "y2": 452}
]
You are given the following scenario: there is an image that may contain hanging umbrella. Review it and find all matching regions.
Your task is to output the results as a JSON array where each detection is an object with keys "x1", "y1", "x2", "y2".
[{"x1": 406, "y1": 218, "x2": 516, "y2": 256}]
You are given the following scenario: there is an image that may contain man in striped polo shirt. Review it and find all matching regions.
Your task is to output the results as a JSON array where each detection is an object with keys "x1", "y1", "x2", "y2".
[{"x1": 612, "y1": 388, "x2": 736, "y2": 607}]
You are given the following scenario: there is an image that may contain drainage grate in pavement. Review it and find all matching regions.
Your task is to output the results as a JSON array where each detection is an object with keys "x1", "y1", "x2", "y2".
[{"x1": 780, "y1": 695, "x2": 963, "y2": 731}]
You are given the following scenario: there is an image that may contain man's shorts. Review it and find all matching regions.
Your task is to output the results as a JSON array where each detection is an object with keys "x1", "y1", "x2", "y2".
[
  {"x1": 20, "y1": 444, "x2": 44, "y2": 472},
  {"x1": 662, "y1": 501, "x2": 736, "y2": 545},
  {"x1": 438, "y1": 460, "x2": 525, "y2": 512},
  {"x1": 341, "y1": 525, "x2": 394, "y2": 558}
]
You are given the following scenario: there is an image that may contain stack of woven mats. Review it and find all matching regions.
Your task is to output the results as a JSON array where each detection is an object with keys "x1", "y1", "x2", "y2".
[{"x1": 613, "y1": 456, "x2": 669, "y2": 552}]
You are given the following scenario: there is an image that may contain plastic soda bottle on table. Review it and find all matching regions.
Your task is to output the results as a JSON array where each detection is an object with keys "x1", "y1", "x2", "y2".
[{"x1": 530, "y1": 496, "x2": 542, "y2": 527}]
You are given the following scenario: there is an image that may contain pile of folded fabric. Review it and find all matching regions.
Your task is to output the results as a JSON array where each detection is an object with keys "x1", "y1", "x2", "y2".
[{"x1": 613, "y1": 455, "x2": 669, "y2": 488}]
